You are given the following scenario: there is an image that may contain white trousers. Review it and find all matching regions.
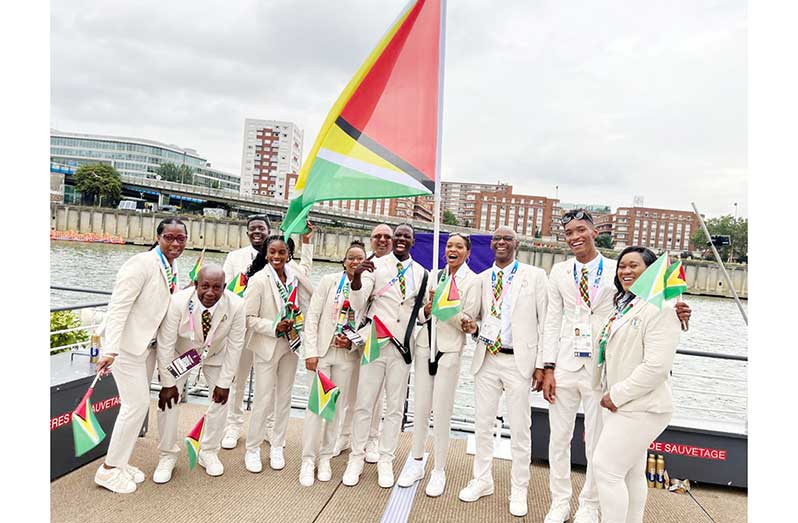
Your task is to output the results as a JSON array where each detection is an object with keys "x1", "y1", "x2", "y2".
[
  {"x1": 224, "y1": 348, "x2": 274, "y2": 437},
  {"x1": 105, "y1": 347, "x2": 157, "y2": 468},
  {"x1": 410, "y1": 347, "x2": 462, "y2": 472},
  {"x1": 348, "y1": 346, "x2": 410, "y2": 465},
  {"x1": 300, "y1": 346, "x2": 358, "y2": 463},
  {"x1": 245, "y1": 340, "x2": 298, "y2": 451},
  {"x1": 593, "y1": 410, "x2": 671, "y2": 523},
  {"x1": 547, "y1": 366, "x2": 602, "y2": 508},
  {"x1": 339, "y1": 364, "x2": 383, "y2": 444},
  {"x1": 472, "y1": 353, "x2": 531, "y2": 490},
  {"x1": 157, "y1": 365, "x2": 229, "y2": 458}
]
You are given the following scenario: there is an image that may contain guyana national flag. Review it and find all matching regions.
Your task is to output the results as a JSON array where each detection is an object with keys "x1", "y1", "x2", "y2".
[
  {"x1": 184, "y1": 415, "x2": 205, "y2": 471},
  {"x1": 663, "y1": 260, "x2": 688, "y2": 300},
  {"x1": 227, "y1": 272, "x2": 248, "y2": 297},
  {"x1": 71, "y1": 381, "x2": 106, "y2": 457},
  {"x1": 629, "y1": 252, "x2": 671, "y2": 309},
  {"x1": 362, "y1": 315, "x2": 393, "y2": 365},
  {"x1": 281, "y1": 0, "x2": 445, "y2": 238},
  {"x1": 307, "y1": 370, "x2": 341, "y2": 422},
  {"x1": 188, "y1": 249, "x2": 205, "y2": 282},
  {"x1": 431, "y1": 271, "x2": 461, "y2": 321}
]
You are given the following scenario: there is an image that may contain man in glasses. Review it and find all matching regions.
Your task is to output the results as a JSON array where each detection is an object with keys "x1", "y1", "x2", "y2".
[{"x1": 458, "y1": 226, "x2": 548, "y2": 518}]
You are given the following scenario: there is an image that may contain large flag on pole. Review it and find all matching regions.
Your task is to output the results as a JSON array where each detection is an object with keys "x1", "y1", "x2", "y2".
[{"x1": 281, "y1": 0, "x2": 444, "y2": 237}]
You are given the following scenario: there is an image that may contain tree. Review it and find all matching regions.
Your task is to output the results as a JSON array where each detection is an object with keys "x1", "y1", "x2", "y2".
[
  {"x1": 157, "y1": 162, "x2": 194, "y2": 184},
  {"x1": 442, "y1": 210, "x2": 459, "y2": 226},
  {"x1": 73, "y1": 163, "x2": 121, "y2": 206},
  {"x1": 596, "y1": 234, "x2": 613, "y2": 249},
  {"x1": 689, "y1": 214, "x2": 748, "y2": 263}
]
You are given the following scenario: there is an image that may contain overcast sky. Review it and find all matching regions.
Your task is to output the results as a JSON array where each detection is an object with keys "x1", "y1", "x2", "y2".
[{"x1": 51, "y1": 0, "x2": 747, "y2": 218}]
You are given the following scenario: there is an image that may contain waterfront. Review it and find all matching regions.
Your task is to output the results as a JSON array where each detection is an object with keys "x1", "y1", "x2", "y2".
[{"x1": 50, "y1": 241, "x2": 748, "y2": 428}]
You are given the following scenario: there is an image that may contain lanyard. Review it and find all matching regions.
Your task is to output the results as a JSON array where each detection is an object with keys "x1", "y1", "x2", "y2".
[
  {"x1": 331, "y1": 272, "x2": 355, "y2": 325},
  {"x1": 597, "y1": 296, "x2": 638, "y2": 366},
  {"x1": 374, "y1": 260, "x2": 412, "y2": 298},
  {"x1": 186, "y1": 298, "x2": 217, "y2": 348},
  {"x1": 491, "y1": 261, "x2": 519, "y2": 312},
  {"x1": 573, "y1": 257, "x2": 603, "y2": 306},
  {"x1": 269, "y1": 265, "x2": 297, "y2": 306},
  {"x1": 155, "y1": 246, "x2": 177, "y2": 293}
]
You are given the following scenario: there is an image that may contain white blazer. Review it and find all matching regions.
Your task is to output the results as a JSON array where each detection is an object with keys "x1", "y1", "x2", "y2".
[
  {"x1": 156, "y1": 288, "x2": 246, "y2": 389},
  {"x1": 592, "y1": 300, "x2": 681, "y2": 413},
  {"x1": 541, "y1": 256, "x2": 617, "y2": 374},
  {"x1": 101, "y1": 249, "x2": 174, "y2": 356},
  {"x1": 223, "y1": 243, "x2": 314, "y2": 284},
  {"x1": 415, "y1": 264, "x2": 481, "y2": 354},
  {"x1": 471, "y1": 262, "x2": 548, "y2": 379},
  {"x1": 304, "y1": 272, "x2": 360, "y2": 360}
]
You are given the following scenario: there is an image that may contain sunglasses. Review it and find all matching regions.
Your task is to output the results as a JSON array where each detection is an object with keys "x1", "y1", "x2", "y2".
[{"x1": 561, "y1": 210, "x2": 593, "y2": 225}]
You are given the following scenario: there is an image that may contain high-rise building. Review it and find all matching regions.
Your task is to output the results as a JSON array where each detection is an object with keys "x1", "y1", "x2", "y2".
[
  {"x1": 440, "y1": 181, "x2": 511, "y2": 227},
  {"x1": 472, "y1": 188, "x2": 560, "y2": 239},
  {"x1": 240, "y1": 119, "x2": 303, "y2": 199},
  {"x1": 613, "y1": 206, "x2": 701, "y2": 251}
]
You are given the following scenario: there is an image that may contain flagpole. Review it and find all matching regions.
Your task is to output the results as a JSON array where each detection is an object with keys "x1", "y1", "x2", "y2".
[{"x1": 430, "y1": 0, "x2": 447, "y2": 364}]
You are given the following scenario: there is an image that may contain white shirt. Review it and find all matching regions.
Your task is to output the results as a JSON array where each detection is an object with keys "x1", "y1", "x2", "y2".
[
  {"x1": 196, "y1": 299, "x2": 218, "y2": 317},
  {"x1": 491, "y1": 261, "x2": 518, "y2": 348}
]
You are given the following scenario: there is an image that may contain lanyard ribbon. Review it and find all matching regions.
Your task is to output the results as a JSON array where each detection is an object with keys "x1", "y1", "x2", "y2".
[
  {"x1": 374, "y1": 261, "x2": 412, "y2": 298},
  {"x1": 490, "y1": 261, "x2": 519, "y2": 315},
  {"x1": 186, "y1": 298, "x2": 219, "y2": 350},
  {"x1": 332, "y1": 272, "x2": 357, "y2": 330},
  {"x1": 573, "y1": 257, "x2": 604, "y2": 307},
  {"x1": 597, "y1": 295, "x2": 638, "y2": 366},
  {"x1": 155, "y1": 246, "x2": 177, "y2": 294}
]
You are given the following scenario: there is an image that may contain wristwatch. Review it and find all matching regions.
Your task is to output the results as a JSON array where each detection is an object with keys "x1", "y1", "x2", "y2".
[{"x1": 543, "y1": 362, "x2": 555, "y2": 370}]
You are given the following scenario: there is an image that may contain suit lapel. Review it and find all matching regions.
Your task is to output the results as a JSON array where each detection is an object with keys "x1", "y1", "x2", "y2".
[
  {"x1": 607, "y1": 299, "x2": 645, "y2": 341},
  {"x1": 151, "y1": 249, "x2": 171, "y2": 291},
  {"x1": 509, "y1": 263, "x2": 524, "y2": 309},
  {"x1": 267, "y1": 271, "x2": 285, "y2": 312},
  {"x1": 204, "y1": 296, "x2": 229, "y2": 344}
]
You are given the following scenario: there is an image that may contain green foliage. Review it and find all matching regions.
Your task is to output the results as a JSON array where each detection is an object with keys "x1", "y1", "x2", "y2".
[
  {"x1": 73, "y1": 163, "x2": 121, "y2": 205},
  {"x1": 596, "y1": 233, "x2": 613, "y2": 249},
  {"x1": 50, "y1": 310, "x2": 89, "y2": 354},
  {"x1": 689, "y1": 214, "x2": 748, "y2": 262},
  {"x1": 157, "y1": 162, "x2": 195, "y2": 184},
  {"x1": 442, "y1": 210, "x2": 459, "y2": 226}
]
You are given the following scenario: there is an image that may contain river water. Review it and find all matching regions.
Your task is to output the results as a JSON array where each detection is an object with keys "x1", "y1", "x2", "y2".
[{"x1": 50, "y1": 241, "x2": 748, "y2": 430}]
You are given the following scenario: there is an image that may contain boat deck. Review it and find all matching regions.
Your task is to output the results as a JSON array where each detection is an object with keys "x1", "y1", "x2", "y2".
[{"x1": 51, "y1": 402, "x2": 746, "y2": 522}]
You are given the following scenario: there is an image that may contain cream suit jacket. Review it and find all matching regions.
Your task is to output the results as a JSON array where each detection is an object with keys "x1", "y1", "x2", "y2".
[
  {"x1": 222, "y1": 243, "x2": 314, "y2": 284},
  {"x1": 156, "y1": 288, "x2": 246, "y2": 389},
  {"x1": 304, "y1": 272, "x2": 360, "y2": 360},
  {"x1": 349, "y1": 253, "x2": 429, "y2": 353},
  {"x1": 101, "y1": 249, "x2": 173, "y2": 356},
  {"x1": 415, "y1": 265, "x2": 481, "y2": 353},
  {"x1": 541, "y1": 256, "x2": 617, "y2": 374},
  {"x1": 471, "y1": 262, "x2": 548, "y2": 379},
  {"x1": 591, "y1": 300, "x2": 681, "y2": 413}
]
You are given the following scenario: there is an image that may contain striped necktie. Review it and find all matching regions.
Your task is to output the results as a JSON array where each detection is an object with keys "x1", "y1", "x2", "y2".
[
  {"x1": 487, "y1": 270, "x2": 504, "y2": 355},
  {"x1": 202, "y1": 309, "x2": 212, "y2": 340},
  {"x1": 397, "y1": 262, "x2": 406, "y2": 299},
  {"x1": 580, "y1": 266, "x2": 591, "y2": 308}
]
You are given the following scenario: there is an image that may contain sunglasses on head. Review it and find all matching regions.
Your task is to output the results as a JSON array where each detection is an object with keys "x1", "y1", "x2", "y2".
[{"x1": 561, "y1": 210, "x2": 593, "y2": 225}]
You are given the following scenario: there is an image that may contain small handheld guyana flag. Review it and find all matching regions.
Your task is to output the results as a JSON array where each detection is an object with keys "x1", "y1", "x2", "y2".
[
  {"x1": 431, "y1": 271, "x2": 461, "y2": 322},
  {"x1": 629, "y1": 252, "x2": 670, "y2": 309},
  {"x1": 71, "y1": 377, "x2": 106, "y2": 457},
  {"x1": 663, "y1": 260, "x2": 688, "y2": 300},
  {"x1": 188, "y1": 249, "x2": 206, "y2": 282},
  {"x1": 227, "y1": 272, "x2": 248, "y2": 297},
  {"x1": 307, "y1": 370, "x2": 341, "y2": 422},
  {"x1": 184, "y1": 415, "x2": 205, "y2": 470},
  {"x1": 362, "y1": 315, "x2": 392, "y2": 365}
]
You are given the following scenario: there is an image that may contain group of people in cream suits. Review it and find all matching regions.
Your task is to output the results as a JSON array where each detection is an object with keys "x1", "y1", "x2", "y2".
[{"x1": 93, "y1": 210, "x2": 690, "y2": 523}]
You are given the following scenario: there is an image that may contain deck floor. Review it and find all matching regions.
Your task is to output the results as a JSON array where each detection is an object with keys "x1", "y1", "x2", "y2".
[{"x1": 51, "y1": 402, "x2": 746, "y2": 522}]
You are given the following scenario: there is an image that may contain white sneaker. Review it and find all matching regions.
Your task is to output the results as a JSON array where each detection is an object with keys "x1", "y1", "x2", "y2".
[
  {"x1": 544, "y1": 502, "x2": 571, "y2": 523},
  {"x1": 425, "y1": 470, "x2": 446, "y2": 497},
  {"x1": 95, "y1": 465, "x2": 137, "y2": 494},
  {"x1": 317, "y1": 459, "x2": 332, "y2": 482},
  {"x1": 509, "y1": 486, "x2": 528, "y2": 517},
  {"x1": 197, "y1": 451, "x2": 224, "y2": 477},
  {"x1": 342, "y1": 459, "x2": 364, "y2": 486},
  {"x1": 377, "y1": 462, "x2": 394, "y2": 488},
  {"x1": 244, "y1": 449, "x2": 262, "y2": 473},
  {"x1": 152, "y1": 456, "x2": 177, "y2": 484},
  {"x1": 270, "y1": 446, "x2": 285, "y2": 470},
  {"x1": 299, "y1": 460, "x2": 315, "y2": 487},
  {"x1": 397, "y1": 459, "x2": 425, "y2": 487},
  {"x1": 365, "y1": 438, "x2": 380, "y2": 463},
  {"x1": 332, "y1": 437, "x2": 350, "y2": 457},
  {"x1": 124, "y1": 464, "x2": 145, "y2": 484},
  {"x1": 221, "y1": 428, "x2": 240, "y2": 450},
  {"x1": 458, "y1": 478, "x2": 494, "y2": 502},
  {"x1": 573, "y1": 505, "x2": 600, "y2": 523}
]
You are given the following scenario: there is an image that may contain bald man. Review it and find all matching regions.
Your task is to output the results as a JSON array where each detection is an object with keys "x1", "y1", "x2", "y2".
[{"x1": 153, "y1": 264, "x2": 246, "y2": 482}]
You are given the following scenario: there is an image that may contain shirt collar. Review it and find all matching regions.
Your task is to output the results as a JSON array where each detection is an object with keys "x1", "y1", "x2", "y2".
[
  {"x1": 492, "y1": 260, "x2": 517, "y2": 275},
  {"x1": 194, "y1": 294, "x2": 219, "y2": 316},
  {"x1": 575, "y1": 252, "x2": 602, "y2": 273},
  {"x1": 249, "y1": 245, "x2": 260, "y2": 259}
]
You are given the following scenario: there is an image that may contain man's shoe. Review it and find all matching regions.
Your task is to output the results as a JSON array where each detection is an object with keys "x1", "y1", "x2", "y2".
[
  {"x1": 124, "y1": 464, "x2": 145, "y2": 484},
  {"x1": 221, "y1": 428, "x2": 240, "y2": 450},
  {"x1": 332, "y1": 437, "x2": 350, "y2": 458},
  {"x1": 425, "y1": 470, "x2": 446, "y2": 497},
  {"x1": 244, "y1": 449, "x2": 262, "y2": 473},
  {"x1": 299, "y1": 460, "x2": 315, "y2": 487},
  {"x1": 573, "y1": 505, "x2": 600, "y2": 523},
  {"x1": 458, "y1": 478, "x2": 494, "y2": 502},
  {"x1": 152, "y1": 456, "x2": 177, "y2": 484},
  {"x1": 509, "y1": 487, "x2": 528, "y2": 517},
  {"x1": 317, "y1": 459, "x2": 332, "y2": 482},
  {"x1": 270, "y1": 446, "x2": 285, "y2": 470},
  {"x1": 95, "y1": 465, "x2": 137, "y2": 494},
  {"x1": 377, "y1": 462, "x2": 394, "y2": 488},
  {"x1": 397, "y1": 459, "x2": 425, "y2": 487},
  {"x1": 342, "y1": 459, "x2": 364, "y2": 487},
  {"x1": 197, "y1": 451, "x2": 224, "y2": 477},
  {"x1": 544, "y1": 502, "x2": 571, "y2": 523},
  {"x1": 365, "y1": 438, "x2": 380, "y2": 463}
]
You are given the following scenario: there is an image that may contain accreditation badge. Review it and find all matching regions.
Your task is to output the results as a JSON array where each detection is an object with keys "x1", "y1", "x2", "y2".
[
  {"x1": 167, "y1": 348, "x2": 202, "y2": 379},
  {"x1": 573, "y1": 322, "x2": 593, "y2": 358},
  {"x1": 478, "y1": 316, "x2": 502, "y2": 347}
]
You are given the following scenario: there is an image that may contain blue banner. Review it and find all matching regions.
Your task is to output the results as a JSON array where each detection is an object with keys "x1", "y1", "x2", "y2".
[{"x1": 410, "y1": 233, "x2": 495, "y2": 274}]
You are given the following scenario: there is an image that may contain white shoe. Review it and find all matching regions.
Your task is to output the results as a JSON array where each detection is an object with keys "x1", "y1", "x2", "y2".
[
  {"x1": 573, "y1": 505, "x2": 600, "y2": 523},
  {"x1": 95, "y1": 465, "x2": 137, "y2": 494},
  {"x1": 365, "y1": 438, "x2": 380, "y2": 463},
  {"x1": 342, "y1": 459, "x2": 364, "y2": 487},
  {"x1": 377, "y1": 462, "x2": 394, "y2": 488},
  {"x1": 221, "y1": 428, "x2": 240, "y2": 450},
  {"x1": 245, "y1": 449, "x2": 262, "y2": 473},
  {"x1": 332, "y1": 437, "x2": 350, "y2": 457},
  {"x1": 458, "y1": 478, "x2": 494, "y2": 502},
  {"x1": 317, "y1": 459, "x2": 332, "y2": 482},
  {"x1": 197, "y1": 451, "x2": 224, "y2": 477},
  {"x1": 544, "y1": 502, "x2": 571, "y2": 523},
  {"x1": 270, "y1": 446, "x2": 285, "y2": 470},
  {"x1": 425, "y1": 470, "x2": 446, "y2": 497},
  {"x1": 509, "y1": 487, "x2": 528, "y2": 517},
  {"x1": 152, "y1": 456, "x2": 177, "y2": 484},
  {"x1": 397, "y1": 459, "x2": 425, "y2": 487},
  {"x1": 299, "y1": 460, "x2": 315, "y2": 487},
  {"x1": 124, "y1": 464, "x2": 145, "y2": 484}
]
